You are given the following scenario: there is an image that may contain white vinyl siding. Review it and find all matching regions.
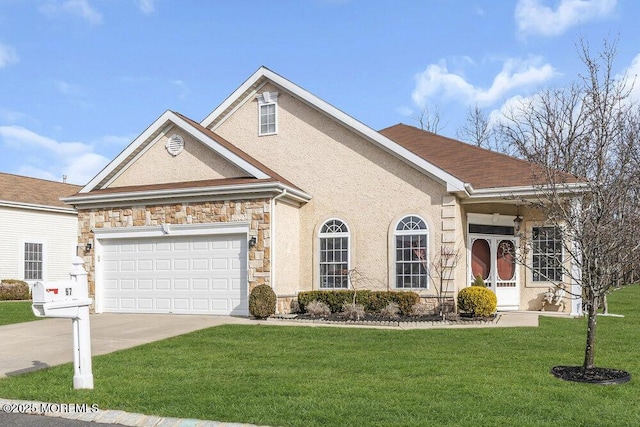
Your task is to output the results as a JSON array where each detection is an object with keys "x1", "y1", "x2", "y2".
[{"x1": 0, "y1": 206, "x2": 77, "y2": 282}]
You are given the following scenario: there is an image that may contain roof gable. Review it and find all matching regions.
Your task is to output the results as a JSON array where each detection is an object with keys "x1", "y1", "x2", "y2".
[
  {"x1": 201, "y1": 66, "x2": 468, "y2": 194},
  {"x1": 0, "y1": 172, "x2": 81, "y2": 212},
  {"x1": 80, "y1": 110, "x2": 296, "y2": 194}
]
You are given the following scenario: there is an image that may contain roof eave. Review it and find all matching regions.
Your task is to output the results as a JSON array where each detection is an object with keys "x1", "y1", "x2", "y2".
[
  {"x1": 460, "y1": 182, "x2": 589, "y2": 204},
  {"x1": 0, "y1": 200, "x2": 77, "y2": 214},
  {"x1": 62, "y1": 182, "x2": 311, "y2": 209}
]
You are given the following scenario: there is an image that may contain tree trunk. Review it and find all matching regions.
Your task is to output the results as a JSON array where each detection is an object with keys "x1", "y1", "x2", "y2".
[{"x1": 583, "y1": 297, "x2": 598, "y2": 370}]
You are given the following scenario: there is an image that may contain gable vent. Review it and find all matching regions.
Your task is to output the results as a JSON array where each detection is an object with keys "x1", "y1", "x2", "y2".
[{"x1": 166, "y1": 134, "x2": 185, "y2": 156}]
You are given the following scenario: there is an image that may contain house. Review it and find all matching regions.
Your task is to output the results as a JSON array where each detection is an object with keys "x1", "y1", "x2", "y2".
[
  {"x1": 62, "y1": 67, "x2": 583, "y2": 316},
  {"x1": 0, "y1": 172, "x2": 81, "y2": 285}
]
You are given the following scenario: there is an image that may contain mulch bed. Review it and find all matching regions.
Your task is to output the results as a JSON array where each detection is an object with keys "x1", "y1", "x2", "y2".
[
  {"x1": 269, "y1": 312, "x2": 498, "y2": 326},
  {"x1": 551, "y1": 365, "x2": 631, "y2": 385}
]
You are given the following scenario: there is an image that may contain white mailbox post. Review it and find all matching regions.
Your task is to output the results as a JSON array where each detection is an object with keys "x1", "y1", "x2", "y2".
[{"x1": 32, "y1": 256, "x2": 94, "y2": 389}]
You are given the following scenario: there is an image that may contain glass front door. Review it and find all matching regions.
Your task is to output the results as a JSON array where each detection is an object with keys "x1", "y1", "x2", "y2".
[{"x1": 469, "y1": 235, "x2": 519, "y2": 310}]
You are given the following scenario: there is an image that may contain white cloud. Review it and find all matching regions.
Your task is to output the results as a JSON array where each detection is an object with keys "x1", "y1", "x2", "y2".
[
  {"x1": 170, "y1": 79, "x2": 190, "y2": 100},
  {"x1": 0, "y1": 125, "x2": 110, "y2": 184},
  {"x1": 0, "y1": 43, "x2": 19, "y2": 68},
  {"x1": 515, "y1": 0, "x2": 617, "y2": 37},
  {"x1": 138, "y1": 0, "x2": 156, "y2": 14},
  {"x1": 54, "y1": 80, "x2": 85, "y2": 97},
  {"x1": 40, "y1": 0, "x2": 103, "y2": 25},
  {"x1": 412, "y1": 56, "x2": 557, "y2": 108},
  {"x1": 620, "y1": 53, "x2": 640, "y2": 104}
]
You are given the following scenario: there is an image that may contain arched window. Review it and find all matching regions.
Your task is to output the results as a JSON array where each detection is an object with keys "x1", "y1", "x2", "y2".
[
  {"x1": 394, "y1": 215, "x2": 428, "y2": 289},
  {"x1": 319, "y1": 219, "x2": 350, "y2": 289}
]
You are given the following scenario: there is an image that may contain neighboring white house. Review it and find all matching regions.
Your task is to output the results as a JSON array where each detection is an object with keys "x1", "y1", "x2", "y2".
[{"x1": 0, "y1": 172, "x2": 81, "y2": 284}]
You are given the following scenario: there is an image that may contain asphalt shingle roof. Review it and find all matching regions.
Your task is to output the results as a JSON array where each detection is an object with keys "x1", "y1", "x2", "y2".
[
  {"x1": 379, "y1": 123, "x2": 578, "y2": 190},
  {"x1": 0, "y1": 172, "x2": 81, "y2": 209}
]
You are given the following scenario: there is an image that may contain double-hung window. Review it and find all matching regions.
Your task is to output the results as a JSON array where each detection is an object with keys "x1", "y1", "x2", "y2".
[
  {"x1": 24, "y1": 242, "x2": 43, "y2": 281},
  {"x1": 257, "y1": 91, "x2": 278, "y2": 136},
  {"x1": 531, "y1": 226, "x2": 563, "y2": 282}
]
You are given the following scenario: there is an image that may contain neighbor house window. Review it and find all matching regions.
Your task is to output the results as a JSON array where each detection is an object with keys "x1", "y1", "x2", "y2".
[
  {"x1": 24, "y1": 242, "x2": 43, "y2": 281},
  {"x1": 395, "y1": 215, "x2": 428, "y2": 289},
  {"x1": 531, "y1": 226, "x2": 563, "y2": 282},
  {"x1": 319, "y1": 219, "x2": 350, "y2": 289},
  {"x1": 257, "y1": 91, "x2": 278, "y2": 136}
]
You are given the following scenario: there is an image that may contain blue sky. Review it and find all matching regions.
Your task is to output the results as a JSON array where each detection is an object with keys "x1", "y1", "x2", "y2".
[{"x1": 0, "y1": 0, "x2": 638, "y2": 185}]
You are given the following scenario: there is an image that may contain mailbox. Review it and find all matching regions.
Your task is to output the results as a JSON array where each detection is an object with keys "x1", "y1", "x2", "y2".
[
  {"x1": 32, "y1": 280, "x2": 92, "y2": 318},
  {"x1": 30, "y1": 257, "x2": 94, "y2": 389}
]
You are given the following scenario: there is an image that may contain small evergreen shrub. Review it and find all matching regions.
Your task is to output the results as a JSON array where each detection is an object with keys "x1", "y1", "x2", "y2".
[
  {"x1": 380, "y1": 302, "x2": 400, "y2": 318},
  {"x1": 248, "y1": 284, "x2": 276, "y2": 319},
  {"x1": 341, "y1": 302, "x2": 365, "y2": 321},
  {"x1": 297, "y1": 290, "x2": 419, "y2": 315},
  {"x1": 0, "y1": 280, "x2": 30, "y2": 301},
  {"x1": 457, "y1": 286, "x2": 497, "y2": 317},
  {"x1": 306, "y1": 300, "x2": 331, "y2": 317}
]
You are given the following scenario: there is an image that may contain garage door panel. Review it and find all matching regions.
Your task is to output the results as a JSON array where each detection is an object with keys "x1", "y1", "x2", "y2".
[{"x1": 101, "y1": 234, "x2": 248, "y2": 315}]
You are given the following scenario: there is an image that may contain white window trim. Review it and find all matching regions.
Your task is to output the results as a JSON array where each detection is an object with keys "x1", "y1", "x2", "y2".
[
  {"x1": 20, "y1": 240, "x2": 46, "y2": 283},
  {"x1": 530, "y1": 224, "x2": 565, "y2": 285},
  {"x1": 393, "y1": 215, "x2": 429, "y2": 290},
  {"x1": 256, "y1": 91, "x2": 279, "y2": 136},
  {"x1": 318, "y1": 218, "x2": 351, "y2": 289}
]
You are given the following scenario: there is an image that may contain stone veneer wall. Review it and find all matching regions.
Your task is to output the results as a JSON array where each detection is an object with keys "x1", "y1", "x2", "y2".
[{"x1": 77, "y1": 199, "x2": 271, "y2": 297}]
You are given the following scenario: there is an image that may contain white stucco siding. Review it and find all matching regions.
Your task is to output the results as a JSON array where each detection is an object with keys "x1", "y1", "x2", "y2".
[
  {"x1": 215, "y1": 83, "x2": 450, "y2": 293},
  {"x1": 110, "y1": 129, "x2": 247, "y2": 188},
  {"x1": 0, "y1": 206, "x2": 78, "y2": 282}
]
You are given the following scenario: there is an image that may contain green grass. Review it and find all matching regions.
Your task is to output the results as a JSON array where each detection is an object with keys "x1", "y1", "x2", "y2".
[
  {"x1": 1, "y1": 288, "x2": 640, "y2": 426},
  {"x1": 0, "y1": 301, "x2": 42, "y2": 326}
]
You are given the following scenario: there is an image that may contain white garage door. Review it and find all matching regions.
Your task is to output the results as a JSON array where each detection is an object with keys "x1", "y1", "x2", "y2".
[{"x1": 101, "y1": 234, "x2": 247, "y2": 315}]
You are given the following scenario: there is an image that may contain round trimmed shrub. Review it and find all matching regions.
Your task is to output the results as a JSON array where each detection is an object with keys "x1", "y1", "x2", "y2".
[
  {"x1": 0, "y1": 280, "x2": 30, "y2": 300},
  {"x1": 457, "y1": 286, "x2": 497, "y2": 317},
  {"x1": 249, "y1": 284, "x2": 276, "y2": 319}
]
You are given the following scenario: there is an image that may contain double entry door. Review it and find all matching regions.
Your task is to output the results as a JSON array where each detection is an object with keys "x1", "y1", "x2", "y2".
[{"x1": 469, "y1": 235, "x2": 519, "y2": 310}]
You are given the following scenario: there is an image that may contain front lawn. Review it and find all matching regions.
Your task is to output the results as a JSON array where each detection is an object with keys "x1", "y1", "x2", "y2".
[
  {"x1": 0, "y1": 287, "x2": 639, "y2": 426},
  {"x1": 0, "y1": 301, "x2": 42, "y2": 326}
]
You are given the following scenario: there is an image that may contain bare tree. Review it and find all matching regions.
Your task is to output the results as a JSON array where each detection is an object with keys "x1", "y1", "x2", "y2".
[
  {"x1": 427, "y1": 245, "x2": 462, "y2": 320},
  {"x1": 498, "y1": 37, "x2": 640, "y2": 376},
  {"x1": 456, "y1": 104, "x2": 496, "y2": 150},
  {"x1": 413, "y1": 105, "x2": 444, "y2": 133}
]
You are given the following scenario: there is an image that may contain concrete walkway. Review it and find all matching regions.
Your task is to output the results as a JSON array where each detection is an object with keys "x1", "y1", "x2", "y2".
[{"x1": 0, "y1": 311, "x2": 545, "y2": 426}]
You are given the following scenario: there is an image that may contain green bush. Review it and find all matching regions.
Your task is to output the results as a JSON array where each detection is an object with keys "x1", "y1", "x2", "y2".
[
  {"x1": 457, "y1": 286, "x2": 497, "y2": 317},
  {"x1": 297, "y1": 290, "x2": 419, "y2": 316},
  {"x1": 0, "y1": 280, "x2": 30, "y2": 301},
  {"x1": 248, "y1": 284, "x2": 276, "y2": 319}
]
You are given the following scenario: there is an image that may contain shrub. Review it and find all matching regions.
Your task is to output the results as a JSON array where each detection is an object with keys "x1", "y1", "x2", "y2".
[
  {"x1": 306, "y1": 300, "x2": 331, "y2": 317},
  {"x1": 297, "y1": 290, "x2": 420, "y2": 315},
  {"x1": 0, "y1": 280, "x2": 30, "y2": 301},
  {"x1": 341, "y1": 302, "x2": 365, "y2": 321},
  {"x1": 411, "y1": 303, "x2": 432, "y2": 317},
  {"x1": 248, "y1": 284, "x2": 276, "y2": 319},
  {"x1": 457, "y1": 286, "x2": 497, "y2": 317},
  {"x1": 380, "y1": 302, "x2": 400, "y2": 318},
  {"x1": 289, "y1": 299, "x2": 301, "y2": 314}
]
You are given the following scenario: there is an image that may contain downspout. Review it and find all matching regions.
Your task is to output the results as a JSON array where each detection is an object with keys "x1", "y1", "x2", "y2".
[{"x1": 270, "y1": 188, "x2": 288, "y2": 301}]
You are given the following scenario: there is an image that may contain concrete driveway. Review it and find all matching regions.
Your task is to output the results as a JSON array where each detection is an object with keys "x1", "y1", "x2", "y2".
[{"x1": 0, "y1": 313, "x2": 253, "y2": 378}]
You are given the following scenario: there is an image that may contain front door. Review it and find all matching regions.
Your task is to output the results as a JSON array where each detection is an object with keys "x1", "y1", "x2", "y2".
[{"x1": 469, "y1": 235, "x2": 519, "y2": 310}]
